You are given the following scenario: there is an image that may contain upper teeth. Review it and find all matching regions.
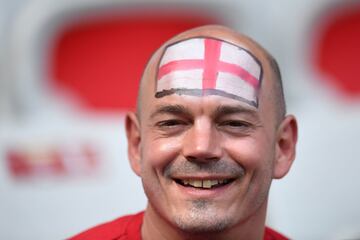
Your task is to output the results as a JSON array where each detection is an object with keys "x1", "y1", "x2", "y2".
[{"x1": 181, "y1": 179, "x2": 228, "y2": 189}]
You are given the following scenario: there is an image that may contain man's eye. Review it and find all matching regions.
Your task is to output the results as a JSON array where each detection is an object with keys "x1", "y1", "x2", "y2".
[
  {"x1": 221, "y1": 120, "x2": 250, "y2": 127},
  {"x1": 155, "y1": 119, "x2": 189, "y2": 136},
  {"x1": 157, "y1": 119, "x2": 185, "y2": 127},
  {"x1": 218, "y1": 120, "x2": 254, "y2": 134}
]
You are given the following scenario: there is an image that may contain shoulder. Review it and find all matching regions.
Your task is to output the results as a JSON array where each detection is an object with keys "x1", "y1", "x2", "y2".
[
  {"x1": 264, "y1": 226, "x2": 289, "y2": 240},
  {"x1": 68, "y1": 211, "x2": 144, "y2": 240}
]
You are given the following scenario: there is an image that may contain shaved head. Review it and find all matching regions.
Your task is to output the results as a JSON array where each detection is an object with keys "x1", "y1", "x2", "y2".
[{"x1": 136, "y1": 25, "x2": 286, "y2": 124}]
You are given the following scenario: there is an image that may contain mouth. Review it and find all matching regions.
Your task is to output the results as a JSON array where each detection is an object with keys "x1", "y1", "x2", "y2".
[{"x1": 174, "y1": 178, "x2": 236, "y2": 190}]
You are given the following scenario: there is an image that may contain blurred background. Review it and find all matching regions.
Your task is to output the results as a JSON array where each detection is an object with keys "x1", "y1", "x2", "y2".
[{"x1": 0, "y1": 0, "x2": 359, "y2": 239}]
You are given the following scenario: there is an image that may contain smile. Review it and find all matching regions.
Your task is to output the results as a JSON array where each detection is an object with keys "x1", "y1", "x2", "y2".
[{"x1": 175, "y1": 179, "x2": 235, "y2": 189}]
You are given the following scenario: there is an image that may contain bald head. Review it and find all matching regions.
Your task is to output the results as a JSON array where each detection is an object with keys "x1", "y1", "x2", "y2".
[
  {"x1": 125, "y1": 26, "x2": 298, "y2": 239},
  {"x1": 136, "y1": 25, "x2": 286, "y2": 124}
]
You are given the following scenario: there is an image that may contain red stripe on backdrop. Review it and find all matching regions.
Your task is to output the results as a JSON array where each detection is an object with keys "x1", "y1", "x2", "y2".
[
  {"x1": 50, "y1": 11, "x2": 219, "y2": 112},
  {"x1": 314, "y1": 4, "x2": 360, "y2": 97}
]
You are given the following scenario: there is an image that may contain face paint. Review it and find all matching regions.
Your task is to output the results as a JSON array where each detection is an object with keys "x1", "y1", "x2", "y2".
[{"x1": 155, "y1": 37, "x2": 263, "y2": 107}]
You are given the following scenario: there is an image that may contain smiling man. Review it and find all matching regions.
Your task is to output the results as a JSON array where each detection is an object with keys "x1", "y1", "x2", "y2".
[{"x1": 70, "y1": 25, "x2": 298, "y2": 240}]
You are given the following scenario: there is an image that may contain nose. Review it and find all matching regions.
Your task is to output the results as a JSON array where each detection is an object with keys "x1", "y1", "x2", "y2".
[{"x1": 182, "y1": 117, "x2": 222, "y2": 162}]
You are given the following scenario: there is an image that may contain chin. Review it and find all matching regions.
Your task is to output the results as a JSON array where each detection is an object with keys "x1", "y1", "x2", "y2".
[{"x1": 171, "y1": 200, "x2": 234, "y2": 234}]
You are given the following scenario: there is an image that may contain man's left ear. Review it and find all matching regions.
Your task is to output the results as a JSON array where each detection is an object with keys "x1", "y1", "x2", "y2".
[{"x1": 273, "y1": 115, "x2": 298, "y2": 179}]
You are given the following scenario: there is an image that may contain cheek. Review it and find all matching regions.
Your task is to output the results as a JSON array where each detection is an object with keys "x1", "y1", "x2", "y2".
[
  {"x1": 140, "y1": 135, "x2": 183, "y2": 208},
  {"x1": 141, "y1": 135, "x2": 183, "y2": 172},
  {"x1": 224, "y1": 135, "x2": 274, "y2": 170}
]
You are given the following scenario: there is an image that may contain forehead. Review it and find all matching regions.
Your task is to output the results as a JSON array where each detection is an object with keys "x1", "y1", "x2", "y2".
[{"x1": 154, "y1": 37, "x2": 263, "y2": 108}]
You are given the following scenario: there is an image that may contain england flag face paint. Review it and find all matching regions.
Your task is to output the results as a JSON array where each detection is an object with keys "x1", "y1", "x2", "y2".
[{"x1": 155, "y1": 37, "x2": 263, "y2": 107}]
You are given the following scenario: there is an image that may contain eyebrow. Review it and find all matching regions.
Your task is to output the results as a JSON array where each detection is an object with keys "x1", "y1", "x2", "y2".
[
  {"x1": 149, "y1": 104, "x2": 259, "y2": 120},
  {"x1": 213, "y1": 105, "x2": 259, "y2": 119},
  {"x1": 150, "y1": 104, "x2": 192, "y2": 119}
]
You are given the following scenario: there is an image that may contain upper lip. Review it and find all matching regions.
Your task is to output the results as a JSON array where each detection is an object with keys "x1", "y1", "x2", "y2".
[
  {"x1": 173, "y1": 177, "x2": 237, "y2": 189},
  {"x1": 171, "y1": 174, "x2": 239, "y2": 181}
]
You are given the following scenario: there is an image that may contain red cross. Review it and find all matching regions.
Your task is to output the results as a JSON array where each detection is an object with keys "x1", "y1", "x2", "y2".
[{"x1": 157, "y1": 38, "x2": 259, "y2": 89}]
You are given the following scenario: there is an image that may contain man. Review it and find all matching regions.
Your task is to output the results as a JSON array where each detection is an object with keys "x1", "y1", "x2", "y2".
[{"x1": 70, "y1": 25, "x2": 298, "y2": 240}]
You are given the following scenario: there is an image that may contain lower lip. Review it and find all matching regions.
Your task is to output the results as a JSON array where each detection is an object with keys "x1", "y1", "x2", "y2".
[{"x1": 174, "y1": 180, "x2": 236, "y2": 199}]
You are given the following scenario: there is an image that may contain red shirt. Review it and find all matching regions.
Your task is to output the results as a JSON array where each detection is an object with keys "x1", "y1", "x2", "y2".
[{"x1": 69, "y1": 212, "x2": 288, "y2": 240}]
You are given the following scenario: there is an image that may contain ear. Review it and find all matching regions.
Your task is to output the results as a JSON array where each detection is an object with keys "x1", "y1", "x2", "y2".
[
  {"x1": 273, "y1": 115, "x2": 298, "y2": 179},
  {"x1": 125, "y1": 112, "x2": 142, "y2": 177}
]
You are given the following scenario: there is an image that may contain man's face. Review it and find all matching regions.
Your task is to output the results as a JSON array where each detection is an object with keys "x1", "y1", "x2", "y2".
[
  {"x1": 138, "y1": 92, "x2": 277, "y2": 232},
  {"x1": 127, "y1": 35, "x2": 290, "y2": 234}
]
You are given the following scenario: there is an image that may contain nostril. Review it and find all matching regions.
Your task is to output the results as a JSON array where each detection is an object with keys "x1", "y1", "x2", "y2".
[
  {"x1": 186, "y1": 155, "x2": 220, "y2": 163},
  {"x1": 186, "y1": 156, "x2": 197, "y2": 162}
]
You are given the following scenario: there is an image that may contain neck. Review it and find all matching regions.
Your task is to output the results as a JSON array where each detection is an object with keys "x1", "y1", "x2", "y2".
[{"x1": 141, "y1": 200, "x2": 268, "y2": 240}]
